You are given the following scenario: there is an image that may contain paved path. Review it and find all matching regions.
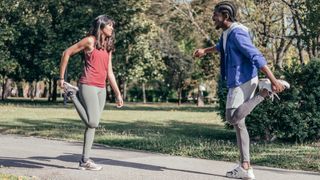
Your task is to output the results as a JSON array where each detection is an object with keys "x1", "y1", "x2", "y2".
[{"x1": 0, "y1": 134, "x2": 319, "y2": 180}]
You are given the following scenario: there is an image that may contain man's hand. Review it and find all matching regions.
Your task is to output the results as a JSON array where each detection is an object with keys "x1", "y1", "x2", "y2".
[
  {"x1": 271, "y1": 80, "x2": 285, "y2": 93},
  {"x1": 193, "y1": 48, "x2": 206, "y2": 58}
]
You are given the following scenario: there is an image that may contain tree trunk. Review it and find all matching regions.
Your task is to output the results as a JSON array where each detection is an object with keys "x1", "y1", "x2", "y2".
[
  {"x1": 29, "y1": 81, "x2": 35, "y2": 101},
  {"x1": 1, "y1": 77, "x2": 5, "y2": 100},
  {"x1": 312, "y1": 37, "x2": 319, "y2": 58},
  {"x1": 197, "y1": 88, "x2": 204, "y2": 107},
  {"x1": 106, "y1": 85, "x2": 113, "y2": 102},
  {"x1": 2, "y1": 78, "x2": 13, "y2": 100},
  {"x1": 52, "y1": 78, "x2": 57, "y2": 102},
  {"x1": 275, "y1": 11, "x2": 293, "y2": 70},
  {"x1": 123, "y1": 80, "x2": 127, "y2": 101},
  {"x1": 48, "y1": 79, "x2": 52, "y2": 101},
  {"x1": 142, "y1": 83, "x2": 146, "y2": 104},
  {"x1": 43, "y1": 81, "x2": 48, "y2": 98},
  {"x1": 276, "y1": 38, "x2": 293, "y2": 70},
  {"x1": 17, "y1": 81, "x2": 23, "y2": 97},
  {"x1": 124, "y1": 54, "x2": 129, "y2": 101},
  {"x1": 177, "y1": 87, "x2": 182, "y2": 106},
  {"x1": 292, "y1": 15, "x2": 305, "y2": 64}
]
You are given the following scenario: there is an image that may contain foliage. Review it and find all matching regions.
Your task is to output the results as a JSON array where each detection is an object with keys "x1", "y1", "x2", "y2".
[{"x1": 0, "y1": 0, "x2": 20, "y2": 79}]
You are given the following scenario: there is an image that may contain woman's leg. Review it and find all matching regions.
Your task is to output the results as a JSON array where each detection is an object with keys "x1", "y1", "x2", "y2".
[
  {"x1": 69, "y1": 85, "x2": 100, "y2": 128},
  {"x1": 81, "y1": 87, "x2": 106, "y2": 162},
  {"x1": 76, "y1": 84, "x2": 104, "y2": 162}
]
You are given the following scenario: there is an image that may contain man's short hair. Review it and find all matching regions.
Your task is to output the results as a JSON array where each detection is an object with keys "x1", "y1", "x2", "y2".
[{"x1": 214, "y1": 1, "x2": 238, "y2": 22}]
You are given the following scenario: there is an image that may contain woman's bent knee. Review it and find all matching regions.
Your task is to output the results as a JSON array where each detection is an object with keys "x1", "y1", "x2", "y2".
[{"x1": 87, "y1": 122, "x2": 99, "y2": 128}]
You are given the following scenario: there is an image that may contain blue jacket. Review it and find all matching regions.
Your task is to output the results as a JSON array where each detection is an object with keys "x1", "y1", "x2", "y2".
[{"x1": 216, "y1": 25, "x2": 267, "y2": 88}]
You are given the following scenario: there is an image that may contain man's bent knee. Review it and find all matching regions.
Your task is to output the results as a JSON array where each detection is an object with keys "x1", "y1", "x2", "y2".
[{"x1": 226, "y1": 109, "x2": 239, "y2": 125}]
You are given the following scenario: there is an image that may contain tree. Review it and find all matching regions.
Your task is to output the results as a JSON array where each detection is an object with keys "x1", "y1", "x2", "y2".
[
  {"x1": 0, "y1": 0, "x2": 21, "y2": 100},
  {"x1": 108, "y1": 0, "x2": 166, "y2": 103},
  {"x1": 279, "y1": 0, "x2": 320, "y2": 63},
  {"x1": 156, "y1": 30, "x2": 193, "y2": 105},
  {"x1": 236, "y1": 0, "x2": 295, "y2": 69}
]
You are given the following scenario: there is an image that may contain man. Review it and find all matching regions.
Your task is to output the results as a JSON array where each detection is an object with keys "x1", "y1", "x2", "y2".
[{"x1": 194, "y1": 1, "x2": 289, "y2": 179}]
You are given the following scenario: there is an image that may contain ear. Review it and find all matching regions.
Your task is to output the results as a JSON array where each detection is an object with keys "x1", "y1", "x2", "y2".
[{"x1": 223, "y1": 13, "x2": 230, "y2": 21}]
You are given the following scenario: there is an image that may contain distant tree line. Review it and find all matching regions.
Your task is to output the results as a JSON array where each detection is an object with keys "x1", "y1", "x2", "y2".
[{"x1": 0, "y1": 0, "x2": 319, "y2": 105}]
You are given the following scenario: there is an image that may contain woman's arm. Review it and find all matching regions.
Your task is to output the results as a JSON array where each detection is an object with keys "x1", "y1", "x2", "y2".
[
  {"x1": 107, "y1": 52, "x2": 124, "y2": 107},
  {"x1": 59, "y1": 36, "x2": 94, "y2": 87}
]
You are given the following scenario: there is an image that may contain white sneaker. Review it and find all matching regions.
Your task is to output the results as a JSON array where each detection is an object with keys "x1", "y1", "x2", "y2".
[
  {"x1": 63, "y1": 82, "x2": 79, "y2": 97},
  {"x1": 226, "y1": 164, "x2": 255, "y2": 179},
  {"x1": 258, "y1": 78, "x2": 290, "y2": 100},
  {"x1": 79, "y1": 159, "x2": 102, "y2": 171}
]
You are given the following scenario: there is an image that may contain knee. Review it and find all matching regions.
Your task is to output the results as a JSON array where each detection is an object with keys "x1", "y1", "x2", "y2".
[
  {"x1": 87, "y1": 121, "x2": 99, "y2": 128},
  {"x1": 228, "y1": 118, "x2": 238, "y2": 126},
  {"x1": 226, "y1": 111, "x2": 238, "y2": 125}
]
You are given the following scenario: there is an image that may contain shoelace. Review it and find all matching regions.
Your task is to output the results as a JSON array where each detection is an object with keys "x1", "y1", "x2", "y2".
[
  {"x1": 270, "y1": 92, "x2": 280, "y2": 101},
  {"x1": 227, "y1": 164, "x2": 241, "y2": 176}
]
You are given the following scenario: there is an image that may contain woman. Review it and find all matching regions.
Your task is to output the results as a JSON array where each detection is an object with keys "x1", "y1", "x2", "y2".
[{"x1": 59, "y1": 15, "x2": 123, "y2": 170}]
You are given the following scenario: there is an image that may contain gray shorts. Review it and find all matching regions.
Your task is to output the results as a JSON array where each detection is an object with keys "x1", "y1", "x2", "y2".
[{"x1": 226, "y1": 77, "x2": 258, "y2": 109}]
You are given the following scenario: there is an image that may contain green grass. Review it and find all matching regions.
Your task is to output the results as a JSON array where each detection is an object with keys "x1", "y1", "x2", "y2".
[
  {"x1": 0, "y1": 173, "x2": 31, "y2": 180},
  {"x1": 0, "y1": 100, "x2": 319, "y2": 172}
]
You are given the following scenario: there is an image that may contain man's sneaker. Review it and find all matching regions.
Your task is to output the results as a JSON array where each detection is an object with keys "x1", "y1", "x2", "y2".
[
  {"x1": 78, "y1": 159, "x2": 102, "y2": 171},
  {"x1": 63, "y1": 82, "x2": 79, "y2": 97},
  {"x1": 226, "y1": 164, "x2": 255, "y2": 179},
  {"x1": 258, "y1": 78, "x2": 290, "y2": 101}
]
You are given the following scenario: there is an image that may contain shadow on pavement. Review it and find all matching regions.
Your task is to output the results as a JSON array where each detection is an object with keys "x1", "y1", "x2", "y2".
[
  {"x1": 0, "y1": 156, "x2": 78, "y2": 170},
  {"x1": 28, "y1": 153, "x2": 226, "y2": 178}
]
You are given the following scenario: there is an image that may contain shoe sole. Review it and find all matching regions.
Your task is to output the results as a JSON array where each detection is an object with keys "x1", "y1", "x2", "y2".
[
  {"x1": 63, "y1": 82, "x2": 79, "y2": 91},
  {"x1": 78, "y1": 167, "x2": 102, "y2": 171}
]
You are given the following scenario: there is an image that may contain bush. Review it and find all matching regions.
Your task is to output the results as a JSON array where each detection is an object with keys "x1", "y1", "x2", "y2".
[{"x1": 217, "y1": 59, "x2": 320, "y2": 143}]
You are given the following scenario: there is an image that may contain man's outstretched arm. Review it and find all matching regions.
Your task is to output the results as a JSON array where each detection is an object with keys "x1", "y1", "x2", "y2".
[{"x1": 193, "y1": 46, "x2": 218, "y2": 58}]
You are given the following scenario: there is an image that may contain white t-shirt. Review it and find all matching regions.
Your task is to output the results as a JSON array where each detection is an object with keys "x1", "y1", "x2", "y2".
[{"x1": 222, "y1": 23, "x2": 237, "y2": 52}]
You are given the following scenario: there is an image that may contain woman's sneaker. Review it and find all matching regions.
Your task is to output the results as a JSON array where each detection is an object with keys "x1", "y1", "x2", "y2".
[
  {"x1": 258, "y1": 78, "x2": 290, "y2": 101},
  {"x1": 63, "y1": 82, "x2": 79, "y2": 97},
  {"x1": 226, "y1": 164, "x2": 255, "y2": 179},
  {"x1": 78, "y1": 159, "x2": 102, "y2": 171}
]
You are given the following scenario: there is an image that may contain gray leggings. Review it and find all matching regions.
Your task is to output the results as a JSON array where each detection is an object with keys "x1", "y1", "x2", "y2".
[
  {"x1": 70, "y1": 84, "x2": 106, "y2": 162},
  {"x1": 225, "y1": 77, "x2": 264, "y2": 163}
]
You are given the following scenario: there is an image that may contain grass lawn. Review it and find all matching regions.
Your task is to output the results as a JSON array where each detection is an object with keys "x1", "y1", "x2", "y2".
[
  {"x1": 0, "y1": 99, "x2": 319, "y2": 172},
  {"x1": 0, "y1": 173, "x2": 30, "y2": 180}
]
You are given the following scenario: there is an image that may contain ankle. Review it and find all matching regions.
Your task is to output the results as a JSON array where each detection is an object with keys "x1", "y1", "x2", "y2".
[
  {"x1": 242, "y1": 162, "x2": 250, "y2": 170},
  {"x1": 259, "y1": 89, "x2": 269, "y2": 98},
  {"x1": 82, "y1": 157, "x2": 89, "y2": 163}
]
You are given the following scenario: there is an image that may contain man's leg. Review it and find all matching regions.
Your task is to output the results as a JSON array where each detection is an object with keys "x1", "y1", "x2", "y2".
[
  {"x1": 227, "y1": 94, "x2": 265, "y2": 125},
  {"x1": 226, "y1": 109, "x2": 250, "y2": 164},
  {"x1": 225, "y1": 77, "x2": 258, "y2": 174},
  {"x1": 226, "y1": 108, "x2": 255, "y2": 179}
]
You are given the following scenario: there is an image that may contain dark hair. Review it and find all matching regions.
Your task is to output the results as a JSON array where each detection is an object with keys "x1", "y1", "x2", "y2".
[
  {"x1": 88, "y1": 15, "x2": 115, "y2": 52},
  {"x1": 214, "y1": 1, "x2": 237, "y2": 22}
]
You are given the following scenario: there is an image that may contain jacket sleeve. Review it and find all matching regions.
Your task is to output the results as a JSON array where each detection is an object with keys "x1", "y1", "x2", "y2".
[
  {"x1": 215, "y1": 42, "x2": 221, "y2": 52},
  {"x1": 233, "y1": 29, "x2": 267, "y2": 69}
]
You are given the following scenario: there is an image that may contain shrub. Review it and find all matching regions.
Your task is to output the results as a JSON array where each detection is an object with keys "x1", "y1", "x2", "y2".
[{"x1": 217, "y1": 59, "x2": 320, "y2": 143}]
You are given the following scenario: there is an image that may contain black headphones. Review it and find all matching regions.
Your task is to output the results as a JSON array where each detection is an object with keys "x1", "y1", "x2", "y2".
[{"x1": 214, "y1": 1, "x2": 237, "y2": 22}]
